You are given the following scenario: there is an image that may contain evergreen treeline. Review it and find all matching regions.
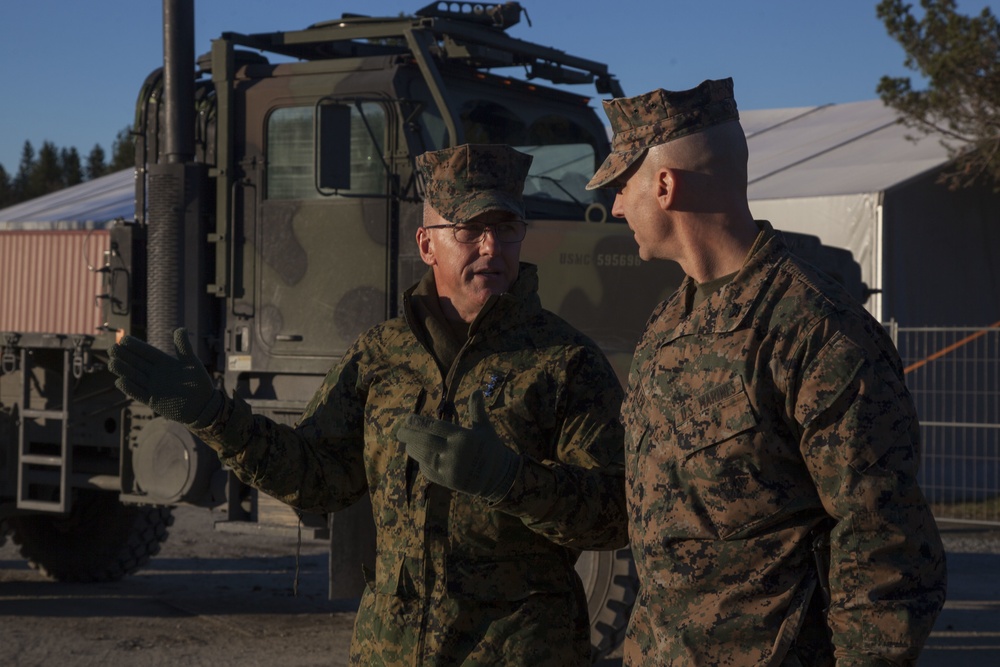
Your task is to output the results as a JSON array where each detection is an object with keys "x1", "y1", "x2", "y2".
[{"x1": 0, "y1": 127, "x2": 134, "y2": 210}]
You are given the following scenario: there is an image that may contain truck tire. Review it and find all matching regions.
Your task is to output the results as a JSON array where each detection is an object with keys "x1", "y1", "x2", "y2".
[
  {"x1": 7, "y1": 490, "x2": 173, "y2": 582},
  {"x1": 577, "y1": 546, "x2": 637, "y2": 661}
]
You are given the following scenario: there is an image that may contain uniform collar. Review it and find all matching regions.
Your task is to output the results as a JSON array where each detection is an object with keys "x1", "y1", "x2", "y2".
[
  {"x1": 403, "y1": 262, "x2": 541, "y2": 340},
  {"x1": 662, "y1": 221, "x2": 784, "y2": 342}
]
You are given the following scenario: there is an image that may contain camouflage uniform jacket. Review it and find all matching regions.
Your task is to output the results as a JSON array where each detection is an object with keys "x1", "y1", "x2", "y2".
[
  {"x1": 621, "y1": 222, "x2": 946, "y2": 666},
  {"x1": 194, "y1": 263, "x2": 627, "y2": 666}
]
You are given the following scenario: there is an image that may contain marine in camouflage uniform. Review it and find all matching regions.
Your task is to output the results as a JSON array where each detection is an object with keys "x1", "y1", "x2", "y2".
[
  {"x1": 109, "y1": 144, "x2": 627, "y2": 666},
  {"x1": 586, "y1": 79, "x2": 946, "y2": 665}
]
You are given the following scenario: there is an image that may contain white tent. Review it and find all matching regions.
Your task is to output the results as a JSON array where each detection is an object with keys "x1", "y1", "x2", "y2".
[
  {"x1": 0, "y1": 169, "x2": 135, "y2": 230},
  {"x1": 743, "y1": 99, "x2": 1000, "y2": 327}
]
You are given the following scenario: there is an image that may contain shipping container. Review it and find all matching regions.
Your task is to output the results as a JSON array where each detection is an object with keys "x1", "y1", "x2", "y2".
[{"x1": 0, "y1": 230, "x2": 109, "y2": 335}]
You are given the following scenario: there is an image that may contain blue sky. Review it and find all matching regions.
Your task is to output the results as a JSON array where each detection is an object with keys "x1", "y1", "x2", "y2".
[{"x1": 2, "y1": 0, "x2": 997, "y2": 174}]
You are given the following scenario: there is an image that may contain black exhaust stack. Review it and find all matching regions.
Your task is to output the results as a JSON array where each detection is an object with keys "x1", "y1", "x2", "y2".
[
  {"x1": 146, "y1": 0, "x2": 208, "y2": 355},
  {"x1": 163, "y1": 0, "x2": 195, "y2": 166}
]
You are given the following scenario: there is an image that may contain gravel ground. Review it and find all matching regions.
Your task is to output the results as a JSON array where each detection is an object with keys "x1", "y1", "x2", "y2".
[
  {"x1": 920, "y1": 520, "x2": 1000, "y2": 665},
  {"x1": 937, "y1": 520, "x2": 1000, "y2": 553},
  {"x1": 0, "y1": 505, "x2": 355, "y2": 667},
  {"x1": 1, "y1": 508, "x2": 998, "y2": 666}
]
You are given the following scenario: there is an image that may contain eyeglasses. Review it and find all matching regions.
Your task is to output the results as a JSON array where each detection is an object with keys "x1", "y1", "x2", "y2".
[{"x1": 423, "y1": 220, "x2": 527, "y2": 244}]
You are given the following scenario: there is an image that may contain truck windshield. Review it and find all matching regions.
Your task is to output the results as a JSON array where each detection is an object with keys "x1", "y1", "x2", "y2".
[
  {"x1": 455, "y1": 100, "x2": 608, "y2": 218},
  {"x1": 518, "y1": 143, "x2": 597, "y2": 210}
]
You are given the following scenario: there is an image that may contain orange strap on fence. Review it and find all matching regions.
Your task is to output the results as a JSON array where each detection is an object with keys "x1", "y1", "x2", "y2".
[{"x1": 903, "y1": 319, "x2": 1000, "y2": 375}]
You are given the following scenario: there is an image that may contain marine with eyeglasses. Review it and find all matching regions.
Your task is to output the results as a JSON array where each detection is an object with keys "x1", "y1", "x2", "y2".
[{"x1": 107, "y1": 144, "x2": 628, "y2": 666}]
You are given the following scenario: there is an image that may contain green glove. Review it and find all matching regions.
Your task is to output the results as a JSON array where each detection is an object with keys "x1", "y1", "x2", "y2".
[
  {"x1": 107, "y1": 328, "x2": 223, "y2": 428},
  {"x1": 397, "y1": 391, "x2": 520, "y2": 502}
]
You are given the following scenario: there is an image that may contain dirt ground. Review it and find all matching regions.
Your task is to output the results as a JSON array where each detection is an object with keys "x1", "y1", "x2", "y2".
[
  {"x1": 2, "y1": 504, "x2": 999, "y2": 666},
  {"x1": 0, "y1": 505, "x2": 356, "y2": 667}
]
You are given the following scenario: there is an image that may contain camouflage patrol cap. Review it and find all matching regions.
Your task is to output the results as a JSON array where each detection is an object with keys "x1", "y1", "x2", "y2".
[
  {"x1": 586, "y1": 77, "x2": 739, "y2": 190},
  {"x1": 416, "y1": 144, "x2": 533, "y2": 224}
]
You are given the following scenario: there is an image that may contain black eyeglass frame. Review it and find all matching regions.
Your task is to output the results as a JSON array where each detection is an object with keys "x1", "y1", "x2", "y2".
[{"x1": 422, "y1": 219, "x2": 528, "y2": 244}]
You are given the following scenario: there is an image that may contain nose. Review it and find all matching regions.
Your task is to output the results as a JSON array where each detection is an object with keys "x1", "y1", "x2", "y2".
[
  {"x1": 478, "y1": 226, "x2": 499, "y2": 254},
  {"x1": 612, "y1": 192, "x2": 626, "y2": 219}
]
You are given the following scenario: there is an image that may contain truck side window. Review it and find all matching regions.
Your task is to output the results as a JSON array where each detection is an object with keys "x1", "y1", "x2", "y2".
[{"x1": 266, "y1": 103, "x2": 387, "y2": 200}]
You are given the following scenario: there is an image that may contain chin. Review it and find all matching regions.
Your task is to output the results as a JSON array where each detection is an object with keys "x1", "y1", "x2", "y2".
[{"x1": 474, "y1": 273, "x2": 509, "y2": 289}]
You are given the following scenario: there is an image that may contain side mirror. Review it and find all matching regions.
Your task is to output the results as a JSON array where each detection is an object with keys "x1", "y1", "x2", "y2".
[{"x1": 317, "y1": 102, "x2": 351, "y2": 191}]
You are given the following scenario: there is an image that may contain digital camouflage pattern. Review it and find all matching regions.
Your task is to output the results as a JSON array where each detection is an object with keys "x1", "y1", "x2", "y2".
[
  {"x1": 193, "y1": 263, "x2": 628, "y2": 666},
  {"x1": 621, "y1": 222, "x2": 946, "y2": 666},
  {"x1": 586, "y1": 78, "x2": 739, "y2": 190},
  {"x1": 416, "y1": 144, "x2": 533, "y2": 224}
]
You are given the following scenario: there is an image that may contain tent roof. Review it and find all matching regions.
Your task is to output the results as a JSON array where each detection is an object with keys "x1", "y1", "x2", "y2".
[
  {"x1": 0, "y1": 169, "x2": 135, "y2": 229},
  {"x1": 743, "y1": 99, "x2": 953, "y2": 200},
  {"x1": 0, "y1": 99, "x2": 959, "y2": 226}
]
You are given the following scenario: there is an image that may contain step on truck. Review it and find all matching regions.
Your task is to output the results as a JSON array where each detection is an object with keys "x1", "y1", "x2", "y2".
[{"x1": 0, "y1": 1, "x2": 868, "y2": 661}]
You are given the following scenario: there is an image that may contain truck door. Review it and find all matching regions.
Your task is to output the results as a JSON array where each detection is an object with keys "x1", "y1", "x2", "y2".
[{"x1": 236, "y1": 92, "x2": 394, "y2": 371}]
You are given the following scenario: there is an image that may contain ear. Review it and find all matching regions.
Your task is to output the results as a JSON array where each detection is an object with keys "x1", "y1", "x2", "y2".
[
  {"x1": 655, "y1": 167, "x2": 676, "y2": 212},
  {"x1": 416, "y1": 226, "x2": 435, "y2": 266}
]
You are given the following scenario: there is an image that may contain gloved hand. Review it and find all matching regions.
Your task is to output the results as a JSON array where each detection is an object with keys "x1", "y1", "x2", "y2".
[
  {"x1": 397, "y1": 391, "x2": 520, "y2": 502},
  {"x1": 107, "y1": 328, "x2": 223, "y2": 428}
]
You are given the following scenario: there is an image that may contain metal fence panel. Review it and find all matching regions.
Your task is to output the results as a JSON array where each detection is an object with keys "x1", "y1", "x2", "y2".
[{"x1": 891, "y1": 325, "x2": 1000, "y2": 525}]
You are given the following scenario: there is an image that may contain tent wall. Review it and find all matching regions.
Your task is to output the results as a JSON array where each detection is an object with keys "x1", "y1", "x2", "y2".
[
  {"x1": 749, "y1": 193, "x2": 882, "y2": 317},
  {"x1": 750, "y1": 177, "x2": 1000, "y2": 328},
  {"x1": 882, "y1": 173, "x2": 1000, "y2": 327}
]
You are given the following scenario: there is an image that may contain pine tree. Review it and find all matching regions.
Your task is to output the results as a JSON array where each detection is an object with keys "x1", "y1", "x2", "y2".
[
  {"x1": 0, "y1": 165, "x2": 12, "y2": 209},
  {"x1": 877, "y1": 0, "x2": 1000, "y2": 190},
  {"x1": 13, "y1": 141, "x2": 36, "y2": 201},
  {"x1": 27, "y1": 141, "x2": 64, "y2": 199},
  {"x1": 87, "y1": 144, "x2": 108, "y2": 180},
  {"x1": 61, "y1": 147, "x2": 84, "y2": 186},
  {"x1": 2, "y1": 125, "x2": 133, "y2": 206},
  {"x1": 110, "y1": 126, "x2": 135, "y2": 172}
]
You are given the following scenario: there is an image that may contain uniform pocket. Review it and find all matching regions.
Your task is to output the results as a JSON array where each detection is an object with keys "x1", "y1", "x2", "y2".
[
  {"x1": 651, "y1": 376, "x2": 793, "y2": 540},
  {"x1": 474, "y1": 367, "x2": 555, "y2": 458},
  {"x1": 369, "y1": 550, "x2": 420, "y2": 599},
  {"x1": 675, "y1": 376, "x2": 758, "y2": 458},
  {"x1": 445, "y1": 557, "x2": 574, "y2": 601}
]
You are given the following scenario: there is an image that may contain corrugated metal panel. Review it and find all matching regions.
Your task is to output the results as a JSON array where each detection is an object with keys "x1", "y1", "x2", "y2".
[{"x1": 0, "y1": 230, "x2": 110, "y2": 335}]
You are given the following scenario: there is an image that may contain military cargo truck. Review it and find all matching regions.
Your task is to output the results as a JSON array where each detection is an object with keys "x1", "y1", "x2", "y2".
[{"x1": 0, "y1": 0, "x2": 868, "y2": 660}]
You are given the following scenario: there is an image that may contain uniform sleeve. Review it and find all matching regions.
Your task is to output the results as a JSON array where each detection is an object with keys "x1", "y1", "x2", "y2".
[
  {"x1": 191, "y1": 342, "x2": 371, "y2": 514},
  {"x1": 491, "y1": 345, "x2": 628, "y2": 550},
  {"x1": 791, "y1": 315, "x2": 947, "y2": 665}
]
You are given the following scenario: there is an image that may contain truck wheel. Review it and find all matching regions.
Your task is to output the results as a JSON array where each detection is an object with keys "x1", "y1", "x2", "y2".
[
  {"x1": 577, "y1": 546, "x2": 637, "y2": 662},
  {"x1": 7, "y1": 490, "x2": 173, "y2": 582}
]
